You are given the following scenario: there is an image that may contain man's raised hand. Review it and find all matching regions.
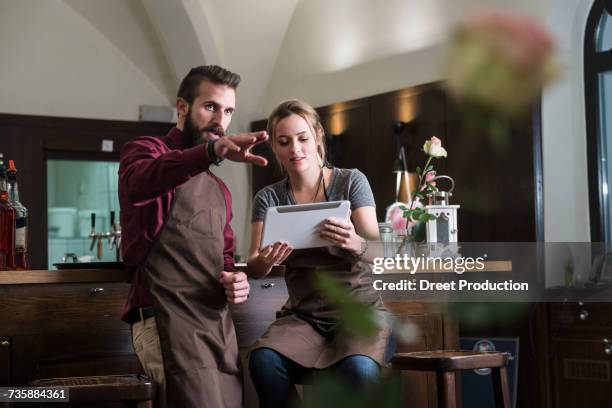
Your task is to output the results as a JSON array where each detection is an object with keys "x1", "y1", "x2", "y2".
[{"x1": 214, "y1": 131, "x2": 269, "y2": 166}]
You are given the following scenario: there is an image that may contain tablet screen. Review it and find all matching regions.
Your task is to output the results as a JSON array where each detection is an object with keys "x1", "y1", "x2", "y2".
[{"x1": 261, "y1": 200, "x2": 351, "y2": 249}]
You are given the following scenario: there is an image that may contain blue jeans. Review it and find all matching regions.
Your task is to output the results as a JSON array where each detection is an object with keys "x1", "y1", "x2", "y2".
[{"x1": 249, "y1": 337, "x2": 396, "y2": 408}]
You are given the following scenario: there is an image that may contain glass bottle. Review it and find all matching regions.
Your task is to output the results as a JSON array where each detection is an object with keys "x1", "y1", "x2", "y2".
[
  {"x1": 7, "y1": 160, "x2": 28, "y2": 270},
  {"x1": 0, "y1": 159, "x2": 16, "y2": 270}
]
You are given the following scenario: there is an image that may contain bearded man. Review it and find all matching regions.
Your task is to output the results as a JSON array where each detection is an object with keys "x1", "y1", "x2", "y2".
[{"x1": 119, "y1": 65, "x2": 268, "y2": 408}]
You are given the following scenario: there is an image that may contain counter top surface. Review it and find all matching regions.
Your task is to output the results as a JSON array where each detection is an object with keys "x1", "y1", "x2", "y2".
[
  {"x1": 0, "y1": 268, "x2": 129, "y2": 285},
  {"x1": 0, "y1": 265, "x2": 286, "y2": 285},
  {"x1": 0, "y1": 261, "x2": 512, "y2": 285}
]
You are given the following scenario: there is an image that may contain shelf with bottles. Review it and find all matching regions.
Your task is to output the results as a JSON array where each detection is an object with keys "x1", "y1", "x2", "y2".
[{"x1": 0, "y1": 153, "x2": 29, "y2": 271}]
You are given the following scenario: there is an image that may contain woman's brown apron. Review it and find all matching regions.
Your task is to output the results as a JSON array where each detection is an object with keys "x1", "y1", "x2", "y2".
[
  {"x1": 251, "y1": 246, "x2": 391, "y2": 368},
  {"x1": 143, "y1": 171, "x2": 242, "y2": 408}
]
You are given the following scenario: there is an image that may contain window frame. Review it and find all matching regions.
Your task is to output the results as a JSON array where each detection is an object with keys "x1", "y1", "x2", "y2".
[{"x1": 585, "y1": 0, "x2": 612, "y2": 243}]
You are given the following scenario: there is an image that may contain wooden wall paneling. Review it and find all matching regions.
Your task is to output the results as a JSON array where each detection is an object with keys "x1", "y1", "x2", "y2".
[
  {"x1": 43, "y1": 127, "x2": 143, "y2": 155},
  {"x1": 445, "y1": 100, "x2": 537, "y2": 242},
  {"x1": 368, "y1": 84, "x2": 448, "y2": 221},
  {"x1": 364, "y1": 92, "x2": 398, "y2": 221},
  {"x1": 400, "y1": 87, "x2": 448, "y2": 176},
  {"x1": 319, "y1": 101, "x2": 370, "y2": 173}
]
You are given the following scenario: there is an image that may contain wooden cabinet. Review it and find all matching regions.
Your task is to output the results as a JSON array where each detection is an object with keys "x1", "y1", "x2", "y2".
[
  {"x1": 549, "y1": 302, "x2": 612, "y2": 408},
  {"x1": 0, "y1": 276, "x2": 140, "y2": 387},
  {"x1": 1, "y1": 282, "x2": 130, "y2": 335}
]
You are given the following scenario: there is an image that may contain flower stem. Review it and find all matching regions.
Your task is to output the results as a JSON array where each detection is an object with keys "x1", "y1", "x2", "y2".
[
  {"x1": 410, "y1": 155, "x2": 433, "y2": 210},
  {"x1": 397, "y1": 155, "x2": 434, "y2": 254}
]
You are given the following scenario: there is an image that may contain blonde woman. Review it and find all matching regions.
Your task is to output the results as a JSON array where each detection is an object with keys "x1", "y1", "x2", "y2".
[{"x1": 247, "y1": 99, "x2": 394, "y2": 408}]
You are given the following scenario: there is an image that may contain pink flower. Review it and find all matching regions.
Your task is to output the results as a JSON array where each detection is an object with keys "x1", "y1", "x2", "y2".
[
  {"x1": 389, "y1": 206, "x2": 407, "y2": 231},
  {"x1": 462, "y1": 10, "x2": 554, "y2": 70},
  {"x1": 423, "y1": 137, "x2": 447, "y2": 158},
  {"x1": 445, "y1": 9, "x2": 558, "y2": 116},
  {"x1": 425, "y1": 170, "x2": 436, "y2": 183}
]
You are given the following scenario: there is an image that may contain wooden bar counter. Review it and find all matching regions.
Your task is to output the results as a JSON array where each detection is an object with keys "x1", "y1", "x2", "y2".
[
  {"x1": 0, "y1": 268, "x2": 138, "y2": 389},
  {"x1": 0, "y1": 268, "x2": 459, "y2": 407}
]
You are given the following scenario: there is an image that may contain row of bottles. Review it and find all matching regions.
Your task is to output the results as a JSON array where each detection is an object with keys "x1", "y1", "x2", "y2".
[{"x1": 0, "y1": 153, "x2": 28, "y2": 270}]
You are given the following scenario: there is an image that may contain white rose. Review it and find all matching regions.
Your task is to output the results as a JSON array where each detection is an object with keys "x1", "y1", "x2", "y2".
[{"x1": 423, "y1": 136, "x2": 447, "y2": 158}]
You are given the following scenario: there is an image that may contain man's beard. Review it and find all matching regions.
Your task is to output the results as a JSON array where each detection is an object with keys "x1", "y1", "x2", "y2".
[{"x1": 183, "y1": 108, "x2": 225, "y2": 147}]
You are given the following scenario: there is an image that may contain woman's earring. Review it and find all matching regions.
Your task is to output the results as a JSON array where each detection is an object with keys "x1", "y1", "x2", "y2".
[{"x1": 317, "y1": 151, "x2": 324, "y2": 168}]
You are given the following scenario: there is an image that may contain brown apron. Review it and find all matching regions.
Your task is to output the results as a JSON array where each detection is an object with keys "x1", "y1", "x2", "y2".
[
  {"x1": 251, "y1": 246, "x2": 391, "y2": 368},
  {"x1": 143, "y1": 171, "x2": 242, "y2": 408}
]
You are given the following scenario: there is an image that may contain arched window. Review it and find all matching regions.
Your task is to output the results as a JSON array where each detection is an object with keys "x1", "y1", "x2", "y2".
[{"x1": 585, "y1": 0, "x2": 612, "y2": 245}]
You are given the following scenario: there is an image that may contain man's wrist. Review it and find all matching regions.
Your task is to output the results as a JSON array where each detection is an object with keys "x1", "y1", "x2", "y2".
[{"x1": 207, "y1": 140, "x2": 224, "y2": 166}]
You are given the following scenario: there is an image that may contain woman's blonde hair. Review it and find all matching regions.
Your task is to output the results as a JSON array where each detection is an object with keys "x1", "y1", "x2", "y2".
[{"x1": 266, "y1": 99, "x2": 327, "y2": 170}]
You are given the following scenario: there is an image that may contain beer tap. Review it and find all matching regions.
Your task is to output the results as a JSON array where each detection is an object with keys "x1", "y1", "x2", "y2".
[
  {"x1": 109, "y1": 210, "x2": 122, "y2": 261},
  {"x1": 88, "y1": 213, "x2": 104, "y2": 260},
  {"x1": 89, "y1": 211, "x2": 122, "y2": 261}
]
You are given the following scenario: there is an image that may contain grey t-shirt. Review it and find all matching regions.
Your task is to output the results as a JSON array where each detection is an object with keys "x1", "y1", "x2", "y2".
[{"x1": 252, "y1": 167, "x2": 375, "y2": 222}]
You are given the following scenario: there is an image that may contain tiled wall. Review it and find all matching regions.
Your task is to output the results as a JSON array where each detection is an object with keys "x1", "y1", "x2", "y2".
[
  {"x1": 48, "y1": 237, "x2": 119, "y2": 267},
  {"x1": 47, "y1": 160, "x2": 120, "y2": 268}
]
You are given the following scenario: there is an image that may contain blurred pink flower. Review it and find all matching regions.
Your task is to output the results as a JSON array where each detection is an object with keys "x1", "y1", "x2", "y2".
[
  {"x1": 389, "y1": 206, "x2": 407, "y2": 231},
  {"x1": 445, "y1": 9, "x2": 558, "y2": 116},
  {"x1": 425, "y1": 170, "x2": 436, "y2": 183}
]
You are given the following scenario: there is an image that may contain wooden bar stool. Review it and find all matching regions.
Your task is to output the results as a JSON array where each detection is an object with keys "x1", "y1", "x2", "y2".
[
  {"x1": 30, "y1": 374, "x2": 156, "y2": 407},
  {"x1": 391, "y1": 350, "x2": 510, "y2": 408}
]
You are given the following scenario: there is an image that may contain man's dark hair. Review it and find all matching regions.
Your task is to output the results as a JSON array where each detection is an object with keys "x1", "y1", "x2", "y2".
[{"x1": 177, "y1": 65, "x2": 241, "y2": 104}]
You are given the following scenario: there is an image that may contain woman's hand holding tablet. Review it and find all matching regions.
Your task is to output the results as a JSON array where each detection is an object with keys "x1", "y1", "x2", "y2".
[
  {"x1": 256, "y1": 241, "x2": 293, "y2": 269},
  {"x1": 318, "y1": 213, "x2": 365, "y2": 256}
]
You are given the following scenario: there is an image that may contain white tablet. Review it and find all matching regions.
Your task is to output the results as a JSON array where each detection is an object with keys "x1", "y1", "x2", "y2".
[{"x1": 261, "y1": 200, "x2": 351, "y2": 249}]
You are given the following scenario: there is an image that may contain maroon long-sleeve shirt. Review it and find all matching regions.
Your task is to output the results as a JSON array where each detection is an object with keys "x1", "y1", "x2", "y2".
[{"x1": 119, "y1": 127, "x2": 235, "y2": 322}]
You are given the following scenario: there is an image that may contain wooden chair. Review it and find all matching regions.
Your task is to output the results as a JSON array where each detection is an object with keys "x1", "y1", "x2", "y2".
[
  {"x1": 30, "y1": 374, "x2": 156, "y2": 407},
  {"x1": 391, "y1": 350, "x2": 510, "y2": 408}
]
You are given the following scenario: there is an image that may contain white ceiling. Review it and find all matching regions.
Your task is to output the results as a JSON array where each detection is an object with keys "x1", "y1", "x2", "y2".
[{"x1": 63, "y1": 0, "x2": 299, "y2": 130}]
